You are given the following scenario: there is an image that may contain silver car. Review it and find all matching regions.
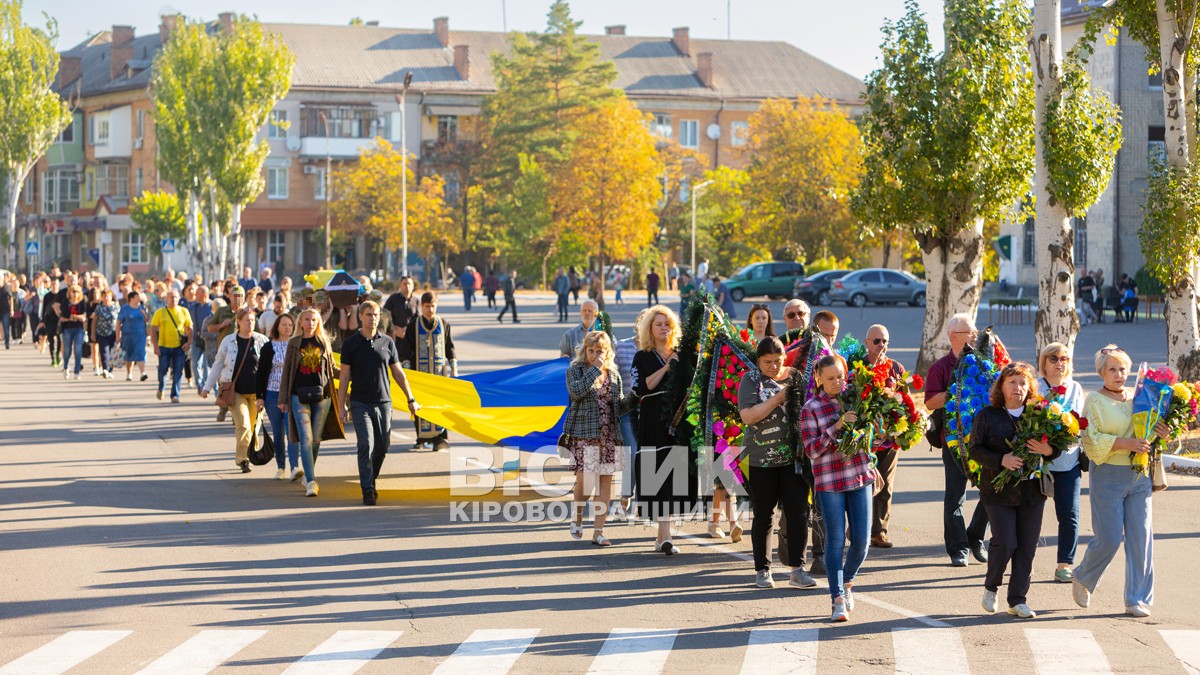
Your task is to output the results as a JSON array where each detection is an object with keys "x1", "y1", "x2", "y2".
[{"x1": 829, "y1": 268, "x2": 927, "y2": 308}]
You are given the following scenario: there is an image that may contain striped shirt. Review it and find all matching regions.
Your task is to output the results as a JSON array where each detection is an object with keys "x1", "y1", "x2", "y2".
[{"x1": 801, "y1": 389, "x2": 876, "y2": 493}]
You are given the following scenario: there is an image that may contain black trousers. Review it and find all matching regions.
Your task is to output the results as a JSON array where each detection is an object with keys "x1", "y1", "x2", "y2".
[
  {"x1": 647, "y1": 290, "x2": 659, "y2": 306},
  {"x1": 983, "y1": 499, "x2": 1045, "y2": 607},
  {"x1": 749, "y1": 464, "x2": 810, "y2": 572},
  {"x1": 942, "y1": 447, "x2": 990, "y2": 556},
  {"x1": 498, "y1": 298, "x2": 518, "y2": 321}
]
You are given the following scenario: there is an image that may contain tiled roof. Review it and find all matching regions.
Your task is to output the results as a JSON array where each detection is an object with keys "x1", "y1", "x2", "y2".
[
  {"x1": 1061, "y1": 0, "x2": 1112, "y2": 23},
  {"x1": 62, "y1": 21, "x2": 864, "y2": 104}
]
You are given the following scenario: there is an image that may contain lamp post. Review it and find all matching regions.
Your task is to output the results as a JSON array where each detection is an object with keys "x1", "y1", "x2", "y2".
[
  {"x1": 690, "y1": 179, "x2": 714, "y2": 279},
  {"x1": 319, "y1": 110, "x2": 332, "y2": 269},
  {"x1": 394, "y1": 70, "x2": 413, "y2": 279}
]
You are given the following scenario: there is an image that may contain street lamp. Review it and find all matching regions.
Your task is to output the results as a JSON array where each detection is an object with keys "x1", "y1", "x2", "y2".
[
  {"x1": 690, "y1": 179, "x2": 714, "y2": 279},
  {"x1": 394, "y1": 70, "x2": 413, "y2": 279},
  {"x1": 319, "y1": 110, "x2": 332, "y2": 269}
]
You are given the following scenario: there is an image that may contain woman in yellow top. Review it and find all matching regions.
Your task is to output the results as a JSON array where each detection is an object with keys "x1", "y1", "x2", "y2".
[{"x1": 1072, "y1": 345, "x2": 1168, "y2": 618}]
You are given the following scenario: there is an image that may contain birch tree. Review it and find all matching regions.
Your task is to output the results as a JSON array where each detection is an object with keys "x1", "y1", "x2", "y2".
[
  {"x1": 1031, "y1": 0, "x2": 1122, "y2": 356},
  {"x1": 855, "y1": 0, "x2": 1035, "y2": 373},
  {"x1": 0, "y1": 2, "x2": 72, "y2": 266}
]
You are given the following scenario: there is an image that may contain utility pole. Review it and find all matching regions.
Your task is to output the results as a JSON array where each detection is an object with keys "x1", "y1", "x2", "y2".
[
  {"x1": 395, "y1": 70, "x2": 414, "y2": 278},
  {"x1": 320, "y1": 111, "x2": 332, "y2": 269}
]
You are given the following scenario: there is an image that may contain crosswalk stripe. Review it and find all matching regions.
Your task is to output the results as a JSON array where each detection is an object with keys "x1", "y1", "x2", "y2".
[
  {"x1": 1025, "y1": 629, "x2": 1111, "y2": 675},
  {"x1": 0, "y1": 630, "x2": 131, "y2": 675},
  {"x1": 135, "y1": 630, "x2": 266, "y2": 675},
  {"x1": 739, "y1": 628, "x2": 819, "y2": 675},
  {"x1": 586, "y1": 628, "x2": 678, "y2": 675},
  {"x1": 281, "y1": 630, "x2": 402, "y2": 675},
  {"x1": 892, "y1": 627, "x2": 970, "y2": 675},
  {"x1": 1160, "y1": 630, "x2": 1200, "y2": 675},
  {"x1": 432, "y1": 628, "x2": 540, "y2": 674}
]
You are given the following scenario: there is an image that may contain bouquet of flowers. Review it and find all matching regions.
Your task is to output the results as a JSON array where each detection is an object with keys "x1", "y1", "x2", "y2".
[
  {"x1": 889, "y1": 369, "x2": 929, "y2": 451},
  {"x1": 1130, "y1": 365, "x2": 1200, "y2": 473},
  {"x1": 945, "y1": 328, "x2": 1010, "y2": 485},
  {"x1": 992, "y1": 395, "x2": 1085, "y2": 491},
  {"x1": 837, "y1": 358, "x2": 929, "y2": 457}
]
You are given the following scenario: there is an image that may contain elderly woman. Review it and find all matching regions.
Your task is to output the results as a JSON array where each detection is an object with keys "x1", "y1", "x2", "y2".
[
  {"x1": 202, "y1": 308, "x2": 269, "y2": 473},
  {"x1": 563, "y1": 331, "x2": 631, "y2": 546},
  {"x1": 969, "y1": 362, "x2": 1060, "y2": 619},
  {"x1": 1036, "y1": 343, "x2": 1086, "y2": 582},
  {"x1": 1073, "y1": 345, "x2": 1169, "y2": 618}
]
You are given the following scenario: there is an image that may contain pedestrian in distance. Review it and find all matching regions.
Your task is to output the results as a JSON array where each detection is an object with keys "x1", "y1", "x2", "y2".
[
  {"x1": 741, "y1": 336, "x2": 813, "y2": 590},
  {"x1": 645, "y1": 267, "x2": 660, "y2": 307},
  {"x1": 278, "y1": 307, "x2": 345, "y2": 497},
  {"x1": 497, "y1": 270, "x2": 520, "y2": 323},
  {"x1": 202, "y1": 307, "x2": 268, "y2": 473},
  {"x1": 256, "y1": 312, "x2": 302, "y2": 483},
  {"x1": 563, "y1": 331, "x2": 632, "y2": 546},
  {"x1": 337, "y1": 300, "x2": 420, "y2": 505},
  {"x1": 969, "y1": 362, "x2": 1060, "y2": 619},
  {"x1": 801, "y1": 354, "x2": 875, "y2": 622},
  {"x1": 0, "y1": 271, "x2": 12, "y2": 350},
  {"x1": 58, "y1": 284, "x2": 89, "y2": 380},
  {"x1": 92, "y1": 288, "x2": 119, "y2": 379},
  {"x1": 485, "y1": 269, "x2": 501, "y2": 310},
  {"x1": 460, "y1": 267, "x2": 476, "y2": 311},
  {"x1": 1036, "y1": 342, "x2": 1085, "y2": 583},
  {"x1": 568, "y1": 266, "x2": 581, "y2": 304},
  {"x1": 714, "y1": 276, "x2": 736, "y2": 321},
  {"x1": 115, "y1": 290, "x2": 149, "y2": 382},
  {"x1": 552, "y1": 267, "x2": 570, "y2": 322},
  {"x1": 39, "y1": 276, "x2": 62, "y2": 367},
  {"x1": 1072, "y1": 345, "x2": 1168, "y2": 618},
  {"x1": 150, "y1": 289, "x2": 193, "y2": 403}
]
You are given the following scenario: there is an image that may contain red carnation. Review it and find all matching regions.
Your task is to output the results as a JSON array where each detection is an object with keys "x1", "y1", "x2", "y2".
[
  {"x1": 722, "y1": 345, "x2": 732, "y2": 356},
  {"x1": 740, "y1": 328, "x2": 751, "y2": 342},
  {"x1": 726, "y1": 424, "x2": 742, "y2": 438},
  {"x1": 912, "y1": 374, "x2": 925, "y2": 390}
]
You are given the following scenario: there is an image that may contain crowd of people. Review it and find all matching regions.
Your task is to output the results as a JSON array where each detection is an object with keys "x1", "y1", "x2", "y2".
[{"x1": 558, "y1": 298, "x2": 1163, "y2": 623}]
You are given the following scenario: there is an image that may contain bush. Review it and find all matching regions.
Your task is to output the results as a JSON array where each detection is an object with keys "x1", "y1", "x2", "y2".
[
  {"x1": 1133, "y1": 267, "x2": 1165, "y2": 296},
  {"x1": 805, "y1": 255, "x2": 854, "y2": 274}
]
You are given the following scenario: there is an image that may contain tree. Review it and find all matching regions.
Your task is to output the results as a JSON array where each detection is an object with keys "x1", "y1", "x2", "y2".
[
  {"x1": 551, "y1": 98, "x2": 662, "y2": 306},
  {"x1": 130, "y1": 191, "x2": 187, "y2": 257},
  {"x1": 855, "y1": 0, "x2": 1035, "y2": 373},
  {"x1": 0, "y1": 1, "x2": 72, "y2": 266},
  {"x1": 407, "y1": 174, "x2": 459, "y2": 277},
  {"x1": 696, "y1": 165, "x2": 769, "y2": 274},
  {"x1": 743, "y1": 97, "x2": 864, "y2": 262},
  {"x1": 652, "y1": 141, "x2": 706, "y2": 265},
  {"x1": 1081, "y1": 0, "x2": 1200, "y2": 377}
]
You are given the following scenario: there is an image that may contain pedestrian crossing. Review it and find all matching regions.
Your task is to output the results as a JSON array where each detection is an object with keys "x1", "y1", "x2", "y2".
[{"x1": 0, "y1": 627, "x2": 1196, "y2": 674}]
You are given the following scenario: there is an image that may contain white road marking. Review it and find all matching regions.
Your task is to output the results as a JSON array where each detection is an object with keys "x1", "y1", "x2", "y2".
[
  {"x1": 739, "y1": 628, "x2": 819, "y2": 675},
  {"x1": 0, "y1": 630, "x2": 131, "y2": 675},
  {"x1": 135, "y1": 630, "x2": 266, "y2": 675},
  {"x1": 1025, "y1": 629, "x2": 1111, "y2": 675},
  {"x1": 432, "y1": 628, "x2": 540, "y2": 674},
  {"x1": 586, "y1": 628, "x2": 678, "y2": 674},
  {"x1": 892, "y1": 627, "x2": 969, "y2": 674},
  {"x1": 281, "y1": 630, "x2": 402, "y2": 675},
  {"x1": 1160, "y1": 630, "x2": 1200, "y2": 675}
]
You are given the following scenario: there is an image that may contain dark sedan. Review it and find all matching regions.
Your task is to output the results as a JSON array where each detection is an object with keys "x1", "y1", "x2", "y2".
[{"x1": 792, "y1": 269, "x2": 850, "y2": 305}]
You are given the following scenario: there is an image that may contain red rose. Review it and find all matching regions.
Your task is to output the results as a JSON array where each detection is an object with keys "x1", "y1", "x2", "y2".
[
  {"x1": 722, "y1": 345, "x2": 732, "y2": 356},
  {"x1": 740, "y1": 328, "x2": 751, "y2": 342},
  {"x1": 1053, "y1": 385, "x2": 1067, "y2": 396},
  {"x1": 727, "y1": 424, "x2": 742, "y2": 438},
  {"x1": 861, "y1": 389, "x2": 870, "y2": 401},
  {"x1": 1040, "y1": 434, "x2": 1048, "y2": 443}
]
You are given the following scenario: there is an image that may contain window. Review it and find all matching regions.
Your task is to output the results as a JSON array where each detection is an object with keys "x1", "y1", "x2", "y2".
[
  {"x1": 437, "y1": 115, "x2": 459, "y2": 145},
  {"x1": 1073, "y1": 216, "x2": 1088, "y2": 271},
  {"x1": 268, "y1": 110, "x2": 287, "y2": 139},
  {"x1": 652, "y1": 113, "x2": 672, "y2": 138},
  {"x1": 122, "y1": 233, "x2": 146, "y2": 265},
  {"x1": 96, "y1": 119, "x2": 110, "y2": 145},
  {"x1": 41, "y1": 170, "x2": 81, "y2": 214},
  {"x1": 730, "y1": 121, "x2": 748, "y2": 147},
  {"x1": 94, "y1": 164, "x2": 129, "y2": 198},
  {"x1": 1149, "y1": 125, "x2": 1166, "y2": 162},
  {"x1": 1023, "y1": 217, "x2": 1036, "y2": 266},
  {"x1": 679, "y1": 176, "x2": 690, "y2": 203},
  {"x1": 56, "y1": 118, "x2": 75, "y2": 144},
  {"x1": 136, "y1": 110, "x2": 145, "y2": 141},
  {"x1": 749, "y1": 265, "x2": 769, "y2": 280},
  {"x1": 267, "y1": 231, "x2": 286, "y2": 267},
  {"x1": 882, "y1": 271, "x2": 909, "y2": 284},
  {"x1": 1149, "y1": 69, "x2": 1163, "y2": 89},
  {"x1": 24, "y1": 175, "x2": 33, "y2": 205},
  {"x1": 135, "y1": 168, "x2": 143, "y2": 194},
  {"x1": 88, "y1": 116, "x2": 94, "y2": 145},
  {"x1": 302, "y1": 106, "x2": 382, "y2": 138},
  {"x1": 313, "y1": 167, "x2": 326, "y2": 200},
  {"x1": 858, "y1": 271, "x2": 883, "y2": 284},
  {"x1": 680, "y1": 119, "x2": 699, "y2": 149},
  {"x1": 267, "y1": 166, "x2": 288, "y2": 199}
]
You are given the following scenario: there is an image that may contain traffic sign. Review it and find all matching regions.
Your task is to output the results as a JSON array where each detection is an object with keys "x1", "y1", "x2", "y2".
[
  {"x1": 160, "y1": 238, "x2": 176, "y2": 254},
  {"x1": 25, "y1": 241, "x2": 39, "y2": 256}
]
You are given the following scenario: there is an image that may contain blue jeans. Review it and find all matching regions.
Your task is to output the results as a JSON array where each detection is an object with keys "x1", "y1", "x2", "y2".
[
  {"x1": 1051, "y1": 464, "x2": 1082, "y2": 564},
  {"x1": 462, "y1": 289, "x2": 473, "y2": 311},
  {"x1": 62, "y1": 326, "x2": 85, "y2": 374},
  {"x1": 157, "y1": 346, "x2": 185, "y2": 399},
  {"x1": 265, "y1": 391, "x2": 299, "y2": 470},
  {"x1": 1074, "y1": 462, "x2": 1155, "y2": 608},
  {"x1": 619, "y1": 411, "x2": 639, "y2": 497},
  {"x1": 350, "y1": 401, "x2": 392, "y2": 498},
  {"x1": 1, "y1": 314, "x2": 9, "y2": 348},
  {"x1": 190, "y1": 343, "x2": 209, "y2": 392},
  {"x1": 292, "y1": 394, "x2": 331, "y2": 482},
  {"x1": 817, "y1": 485, "x2": 872, "y2": 600},
  {"x1": 556, "y1": 293, "x2": 569, "y2": 321}
]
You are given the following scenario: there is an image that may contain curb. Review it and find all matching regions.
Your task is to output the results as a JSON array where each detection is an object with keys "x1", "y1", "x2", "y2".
[{"x1": 1163, "y1": 453, "x2": 1200, "y2": 477}]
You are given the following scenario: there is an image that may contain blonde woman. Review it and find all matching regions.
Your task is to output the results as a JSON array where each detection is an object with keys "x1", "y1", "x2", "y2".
[
  {"x1": 279, "y1": 307, "x2": 344, "y2": 497},
  {"x1": 1037, "y1": 342, "x2": 1085, "y2": 582},
  {"x1": 1073, "y1": 345, "x2": 1169, "y2": 618},
  {"x1": 202, "y1": 308, "x2": 269, "y2": 473},
  {"x1": 563, "y1": 331, "x2": 631, "y2": 545},
  {"x1": 59, "y1": 284, "x2": 89, "y2": 379}
]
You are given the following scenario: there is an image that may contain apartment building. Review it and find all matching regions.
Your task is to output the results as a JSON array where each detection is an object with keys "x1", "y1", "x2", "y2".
[{"x1": 19, "y1": 14, "x2": 864, "y2": 277}]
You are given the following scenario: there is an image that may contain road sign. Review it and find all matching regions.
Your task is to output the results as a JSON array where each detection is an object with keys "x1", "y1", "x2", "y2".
[
  {"x1": 25, "y1": 241, "x2": 39, "y2": 256},
  {"x1": 160, "y1": 238, "x2": 176, "y2": 254}
]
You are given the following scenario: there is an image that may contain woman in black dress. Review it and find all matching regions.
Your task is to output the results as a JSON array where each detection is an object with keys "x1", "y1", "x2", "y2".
[{"x1": 632, "y1": 304, "x2": 696, "y2": 555}]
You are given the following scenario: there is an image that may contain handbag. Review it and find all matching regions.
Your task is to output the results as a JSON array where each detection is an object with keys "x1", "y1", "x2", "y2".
[
  {"x1": 1039, "y1": 469, "x2": 1055, "y2": 500},
  {"x1": 297, "y1": 385, "x2": 324, "y2": 405},
  {"x1": 215, "y1": 341, "x2": 251, "y2": 408},
  {"x1": 556, "y1": 432, "x2": 573, "y2": 460},
  {"x1": 247, "y1": 414, "x2": 275, "y2": 466}
]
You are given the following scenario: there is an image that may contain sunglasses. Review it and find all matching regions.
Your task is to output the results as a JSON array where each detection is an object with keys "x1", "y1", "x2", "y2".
[
  {"x1": 785, "y1": 311, "x2": 808, "y2": 319},
  {"x1": 1047, "y1": 355, "x2": 1070, "y2": 364},
  {"x1": 1100, "y1": 346, "x2": 1119, "y2": 355},
  {"x1": 751, "y1": 304, "x2": 769, "y2": 311},
  {"x1": 872, "y1": 338, "x2": 889, "y2": 346}
]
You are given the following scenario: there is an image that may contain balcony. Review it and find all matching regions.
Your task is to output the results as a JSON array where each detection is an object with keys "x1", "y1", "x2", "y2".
[
  {"x1": 421, "y1": 140, "x2": 480, "y2": 162},
  {"x1": 299, "y1": 137, "x2": 381, "y2": 159}
]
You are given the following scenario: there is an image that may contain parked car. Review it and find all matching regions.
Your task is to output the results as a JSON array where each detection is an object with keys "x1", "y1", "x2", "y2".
[
  {"x1": 829, "y1": 268, "x2": 926, "y2": 308},
  {"x1": 722, "y1": 261, "x2": 807, "y2": 301},
  {"x1": 792, "y1": 269, "x2": 850, "y2": 306}
]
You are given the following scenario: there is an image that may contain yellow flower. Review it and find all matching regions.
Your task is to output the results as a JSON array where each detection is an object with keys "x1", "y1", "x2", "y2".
[
  {"x1": 894, "y1": 419, "x2": 909, "y2": 434},
  {"x1": 1172, "y1": 383, "x2": 1192, "y2": 403},
  {"x1": 1062, "y1": 412, "x2": 1079, "y2": 435}
]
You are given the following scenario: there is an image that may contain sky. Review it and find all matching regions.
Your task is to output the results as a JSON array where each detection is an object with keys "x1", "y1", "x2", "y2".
[{"x1": 27, "y1": 0, "x2": 946, "y2": 81}]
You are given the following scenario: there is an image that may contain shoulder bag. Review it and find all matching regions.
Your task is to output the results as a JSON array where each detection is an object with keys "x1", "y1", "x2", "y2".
[{"x1": 215, "y1": 340, "x2": 249, "y2": 408}]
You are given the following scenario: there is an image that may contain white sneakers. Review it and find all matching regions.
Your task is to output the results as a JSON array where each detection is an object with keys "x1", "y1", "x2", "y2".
[
  {"x1": 756, "y1": 570, "x2": 775, "y2": 588},
  {"x1": 729, "y1": 523, "x2": 744, "y2": 543},
  {"x1": 982, "y1": 590, "x2": 998, "y2": 613},
  {"x1": 305, "y1": 481, "x2": 319, "y2": 497},
  {"x1": 789, "y1": 569, "x2": 818, "y2": 589},
  {"x1": 1126, "y1": 604, "x2": 1152, "y2": 618},
  {"x1": 1072, "y1": 580, "x2": 1091, "y2": 608},
  {"x1": 708, "y1": 523, "x2": 726, "y2": 539},
  {"x1": 831, "y1": 598, "x2": 849, "y2": 622},
  {"x1": 1007, "y1": 604, "x2": 1037, "y2": 619},
  {"x1": 290, "y1": 467, "x2": 305, "y2": 482},
  {"x1": 274, "y1": 468, "x2": 287, "y2": 480}
]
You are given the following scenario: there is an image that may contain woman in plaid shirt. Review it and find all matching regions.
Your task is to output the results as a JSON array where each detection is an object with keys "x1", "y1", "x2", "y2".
[{"x1": 801, "y1": 354, "x2": 876, "y2": 622}]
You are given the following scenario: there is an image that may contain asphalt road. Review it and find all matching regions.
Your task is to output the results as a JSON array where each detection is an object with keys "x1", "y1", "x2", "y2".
[{"x1": 1, "y1": 291, "x2": 1197, "y2": 674}]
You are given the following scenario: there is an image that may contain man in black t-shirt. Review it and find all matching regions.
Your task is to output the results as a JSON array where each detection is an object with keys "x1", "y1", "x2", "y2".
[
  {"x1": 337, "y1": 300, "x2": 420, "y2": 505},
  {"x1": 383, "y1": 276, "x2": 418, "y2": 345}
]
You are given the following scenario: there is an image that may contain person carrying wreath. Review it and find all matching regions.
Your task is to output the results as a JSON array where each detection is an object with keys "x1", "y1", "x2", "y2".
[{"x1": 968, "y1": 362, "x2": 1060, "y2": 619}]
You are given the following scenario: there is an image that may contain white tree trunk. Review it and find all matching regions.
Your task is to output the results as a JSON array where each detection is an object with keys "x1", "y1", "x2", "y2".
[
  {"x1": 1032, "y1": 0, "x2": 1080, "y2": 356},
  {"x1": 1155, "y1": 0, "x2": 1200, "y2": 377},
  {"x1": 916, "y1": 219, "x2": 986, "y2": 374},
  {"x1": 229, "y1": 202, "x2": 243, "y2": 277}
]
